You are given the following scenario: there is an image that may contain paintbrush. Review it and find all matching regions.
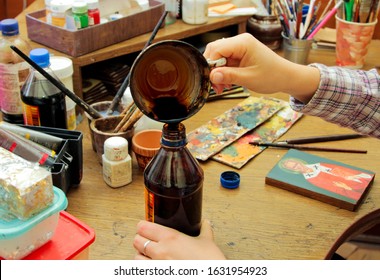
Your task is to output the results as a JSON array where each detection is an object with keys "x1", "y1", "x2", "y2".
[
  {"x1": 249, "y1": 142, "x2": 367, "y2": 154},
  {"x1": 275, "y1": 133, "x2": 363, "y2": 144},
  {"x1": 106, "y1": 10, "x2": 168, "y2": 116},
  {"x1": 207, "y1": 87, "x2": 246, "y2": 101},
  {"x1": 10, "y1": 45, "x2": 103, "y2": 119}
]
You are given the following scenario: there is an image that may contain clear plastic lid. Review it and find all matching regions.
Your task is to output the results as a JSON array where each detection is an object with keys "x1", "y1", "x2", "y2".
[{"x1": 0, "y1": 187, "x2": 68, "y2": 240}]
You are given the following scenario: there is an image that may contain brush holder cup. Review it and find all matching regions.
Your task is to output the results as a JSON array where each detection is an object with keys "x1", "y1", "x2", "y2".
[{"x1": 129, "y1": 40, "x2": 211, "y2": 124}]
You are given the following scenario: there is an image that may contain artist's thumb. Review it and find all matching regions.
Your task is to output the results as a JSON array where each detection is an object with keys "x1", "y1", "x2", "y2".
[
  {"x1": 210, "y1": 67, "x2": 242, "y2": 86},
  {"x1": 199, "y1": 219, "x2": 215, "y2": 241}
]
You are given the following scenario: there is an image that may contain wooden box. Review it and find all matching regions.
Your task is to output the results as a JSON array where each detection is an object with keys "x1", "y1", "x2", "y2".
[{"x1": 25, "y1": 1, "x2": 165, "y2": 57}]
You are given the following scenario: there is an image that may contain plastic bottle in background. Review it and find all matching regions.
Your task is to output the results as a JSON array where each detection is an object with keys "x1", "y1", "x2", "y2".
[
  {"x1": 86, "y1": 0, "x2": 100, "y2": 26},
  {"x1": 50, "y1": 0, "x2": 73, "y2": 28},
  {"x1": 72, "y1": 1, "x2": 89, "y2": 29},
  {"x1": 0, "y1": 19, "x2": 31, "y2": 124},
  {"x1": 144, "y1": 123, "x2": 204, "y2": 236},
  {"x1": 102, "y1": 136, "x2": 132, "y2": 188},
  {"x1": 21, "y1": 48, "x2": 68, "y2": 129},
  {"x1": 50, "y1": 56, "x2": 77, "y2": 130},
  {"x1": 182, "y1": 0, "x2": 208, "y2": 25}
]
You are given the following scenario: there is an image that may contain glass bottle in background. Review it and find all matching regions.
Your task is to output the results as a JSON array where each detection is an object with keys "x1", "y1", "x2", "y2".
[
  {"x1": 21, "y1": 48, "x2": 68, "y2": 129},
  {"x1": 72, "y1": 1, "x2": 89, "y2": 29},
  {"x1": 86, "y1": 0, "x2": 100, "y2": 26},
  {"x1": 144, "y1": 122, "x2": 203, "y2": 236},
  {"x1": 0, "y1": 19, "x2": 31, "y2": 124}
]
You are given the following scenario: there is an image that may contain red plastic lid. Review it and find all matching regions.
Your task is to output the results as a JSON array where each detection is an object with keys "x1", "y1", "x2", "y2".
[{"x1": 23, "y1": 211, "x2": 95, "y2": 260}]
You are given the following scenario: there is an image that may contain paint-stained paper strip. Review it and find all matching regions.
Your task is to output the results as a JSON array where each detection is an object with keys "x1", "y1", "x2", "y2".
[
  {"x1": 187, "y1": 96, "x2": 284, "y2": 161},
  {"x1": 212, "y1": 104, "x2": 303, "y2": 169}
]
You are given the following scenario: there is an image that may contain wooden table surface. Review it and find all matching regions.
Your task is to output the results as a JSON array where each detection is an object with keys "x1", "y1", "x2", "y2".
[
  {"x1": 12, "y1": 0, "x2": 380, "y2": 260},
  {"x1": 64, "y1": 41, "x2": 380, "y2": 260}
]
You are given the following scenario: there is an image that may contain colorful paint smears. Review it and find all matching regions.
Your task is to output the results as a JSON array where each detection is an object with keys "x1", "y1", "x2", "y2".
[
  {"x1": 212, "y1": 104, "x2": 303, "y2": 169},
  {"x1": 186, "y1": 96, "x2": 284, "y2": 161}
]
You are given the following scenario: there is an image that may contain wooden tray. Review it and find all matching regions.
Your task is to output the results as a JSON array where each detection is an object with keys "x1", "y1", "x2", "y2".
[{"x1": 26, "y1": 1, "x2": 165, "y2": 57}]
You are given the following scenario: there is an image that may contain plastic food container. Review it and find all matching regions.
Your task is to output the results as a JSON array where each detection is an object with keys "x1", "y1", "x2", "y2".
[
  {"x1": 23, "y1": 210, "x2": 95, "y2": 260},
  {"x1": 0, "y1": 187, "x2": 67, "y2": 260}
]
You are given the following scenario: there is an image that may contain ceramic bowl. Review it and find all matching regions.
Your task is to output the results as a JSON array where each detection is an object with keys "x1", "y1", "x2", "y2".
[{"x1": 131, "y1": 129, "x2": 162, "y2": 170}]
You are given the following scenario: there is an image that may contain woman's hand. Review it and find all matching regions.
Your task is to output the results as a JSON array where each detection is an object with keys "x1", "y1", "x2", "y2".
[
  {"x1": 134, "y1": 220, "x2": 226, "y2": 260},
  {"x1": 204, "y1": 33, "x2": 320, "y2": 103}
]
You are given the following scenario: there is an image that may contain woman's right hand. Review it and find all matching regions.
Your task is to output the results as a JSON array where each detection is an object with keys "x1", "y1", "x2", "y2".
[{"x1": 203, "y1": 33, "x2": 320, "y2": 104}]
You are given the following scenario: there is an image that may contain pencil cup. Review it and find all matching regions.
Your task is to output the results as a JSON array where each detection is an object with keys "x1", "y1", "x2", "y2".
[
  {"x1": 335, "y1": 16, "x2": 377, "y2": 69},
  {"x1": 282, "y1": 33, "x2": 313, "y2": 65},
  {"x1": 90, "y1": 116, "x2": 134, "y2": 164},
  {"x1": 84, "y1": 100, "x2": 125, "y2": 151}
]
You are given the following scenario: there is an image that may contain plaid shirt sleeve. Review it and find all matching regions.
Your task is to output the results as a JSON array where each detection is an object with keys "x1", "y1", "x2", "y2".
[{"x1": 289, "y1": 63, "x2": 380, "y2": 139}]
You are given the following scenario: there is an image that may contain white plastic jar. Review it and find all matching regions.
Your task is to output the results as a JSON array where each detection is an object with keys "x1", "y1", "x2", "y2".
[
  {"x1": 49, "y1": 56, "x2": 77, "y2": 130},
  {"x1": 102, "y1": 136, "x2": 132, "y2": 188},
  {"x1": 182, "y1": 0, "x2": 208, "y2": 25}
]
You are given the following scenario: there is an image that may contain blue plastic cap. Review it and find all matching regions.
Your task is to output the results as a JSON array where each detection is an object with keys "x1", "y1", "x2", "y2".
[
  {"x1": 0, "y1": 19, "x2": 19, "y2": 36},
  {"x1": 30, "y1": 48, "x2": 50, "y2": 67},
  {"x1": 220, "y1": 171, "x2": 240, "y2": 189}
]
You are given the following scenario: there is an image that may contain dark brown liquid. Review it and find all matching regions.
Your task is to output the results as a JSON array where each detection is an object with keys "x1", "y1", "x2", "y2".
[
  {"x1": 144, "y1": 124, "x2": 203, "y2": 236},
  {"x1": 148, "y1": 96, "x2": 189, "y2": 121},
  {"x1": 145, "y1": 185, "x2": 203, "y2": 236},
  {"x1": 130, "y1": 42, "x2": 210, "y2": 123},
  {"x1": 21, "y1": 80, "x2": 67, "y2": 129}
]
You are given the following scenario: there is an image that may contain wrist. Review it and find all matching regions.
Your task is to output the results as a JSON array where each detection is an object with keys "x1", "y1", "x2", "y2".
[{"x1": 284, "y1": 63, "x2": 320, "y2": 103}]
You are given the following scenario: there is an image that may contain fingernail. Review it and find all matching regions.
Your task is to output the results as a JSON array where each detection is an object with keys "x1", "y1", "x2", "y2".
[{"x1": 213, "y1": 72, "x2": 224, "y2": 84}]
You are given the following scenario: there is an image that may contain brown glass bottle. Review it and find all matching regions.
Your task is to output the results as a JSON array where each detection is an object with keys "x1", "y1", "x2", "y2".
[{"x1": 144, "y1": 122, "x2": 203, "y2": 236}]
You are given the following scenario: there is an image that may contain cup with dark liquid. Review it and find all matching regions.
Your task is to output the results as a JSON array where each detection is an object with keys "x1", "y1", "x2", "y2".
[{"x1": 129, "y1": 40, "x2": 213, "y2": 124}]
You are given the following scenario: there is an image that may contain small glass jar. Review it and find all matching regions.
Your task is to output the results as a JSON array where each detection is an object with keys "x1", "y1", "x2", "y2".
[
  {"x1": 86, "y1": 0, "x2": 100, "y2": 26},
  {"x1": 50, "y1": 0, "x2": 73, "y2": 27},
  {"x1": 247, "y1": 14, "x2": 283, "y2": 50},
  {"x1": 72, "y1": 1, "x2": 89, "y2": 29}
]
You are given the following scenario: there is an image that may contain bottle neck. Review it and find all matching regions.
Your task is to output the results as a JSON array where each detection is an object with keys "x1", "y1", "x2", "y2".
[
  {"x1": 161, "y1": 123, "x2": 187, "y2": 147},
  {"x1": 32, "y1": 65, "x2": 54, "y2": 80}
]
